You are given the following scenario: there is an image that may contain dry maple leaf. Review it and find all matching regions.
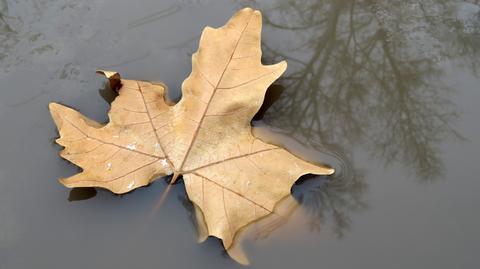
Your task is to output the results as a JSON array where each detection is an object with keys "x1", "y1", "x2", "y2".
[{"x1": 49, "y1": 8, "x2": 334, "y2": 264}]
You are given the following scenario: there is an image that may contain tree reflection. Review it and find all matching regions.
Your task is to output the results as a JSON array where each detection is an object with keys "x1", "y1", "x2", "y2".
[
  {"x1": 0, "y1": 0, "x2": 87, "y2": 74},
  {"x1": 296, "y1": 173, "x2": 367, "y2": 237},
  {"x1": 228, "y1": 0, "x2": 477, "y2": 240},
  {"x1": 0, "y1": 0, "x2": 13, "y2": 34},
  {"x1": 248, "y1": 0, "x2": 475, "y2": 180}
]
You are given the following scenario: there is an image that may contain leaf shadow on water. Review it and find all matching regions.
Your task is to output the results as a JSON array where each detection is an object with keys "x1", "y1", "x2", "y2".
[
  {"x1": 98, "y1": 84, "x2": 119, "y2": 105},
  {"x1": 68, "y1": 187, "x2": 97, "y2": 202}
]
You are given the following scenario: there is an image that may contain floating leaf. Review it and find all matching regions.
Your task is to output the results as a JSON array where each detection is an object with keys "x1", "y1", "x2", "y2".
[{"x1": 49, "y1": 7, "x2": 334, "y2": 264}]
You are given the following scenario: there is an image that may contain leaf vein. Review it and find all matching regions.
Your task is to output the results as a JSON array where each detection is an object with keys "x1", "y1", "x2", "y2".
[{"x1": 178, "y1": 13, "x2": 255, "y2": 171}]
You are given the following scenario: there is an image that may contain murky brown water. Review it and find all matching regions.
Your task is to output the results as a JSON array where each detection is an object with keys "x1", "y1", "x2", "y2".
[{"x1": 1, "y1": 0, "x2": 479, "y2": 268}]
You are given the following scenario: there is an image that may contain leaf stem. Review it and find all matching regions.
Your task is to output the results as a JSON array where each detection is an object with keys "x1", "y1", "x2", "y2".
[{"x1": 170, "y1": 172, "x2": 180, "y2": 184}]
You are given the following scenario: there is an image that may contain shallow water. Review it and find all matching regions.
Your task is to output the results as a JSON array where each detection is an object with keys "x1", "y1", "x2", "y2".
[{"x1": 1, "y1": 0, "x2": 479, "y2": 268}]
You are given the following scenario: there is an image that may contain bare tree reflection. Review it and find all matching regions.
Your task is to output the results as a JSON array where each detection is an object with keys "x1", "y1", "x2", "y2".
[
  {"x1": 0, "y1": 0, "x2": 96, "y2": 78},
  {"x1": 247, "y1": 0, "x2": 474, "y2": 180},
  {"x1": 295, "y1": 173, "x2": 367, "y2": 237},
  {"x1": 0, "y1": 0, "x2": 13, "y2": 34},
  {"x1": 227, "y1": 0, "x2": 477, "y2": 239}
]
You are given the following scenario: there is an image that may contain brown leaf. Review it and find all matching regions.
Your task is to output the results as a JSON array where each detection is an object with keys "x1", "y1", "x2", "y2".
[{"x1": 49, "y1": 7, "x2": 334, "y2": 264}]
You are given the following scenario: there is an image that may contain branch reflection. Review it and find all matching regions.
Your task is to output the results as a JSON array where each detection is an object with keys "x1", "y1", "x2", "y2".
[
  {"x1": 226, "y1": 0, "x2": 476, "y2": 243},
  {"x1": 254, "y1": 0, "x2": 473, "y2": 180}
]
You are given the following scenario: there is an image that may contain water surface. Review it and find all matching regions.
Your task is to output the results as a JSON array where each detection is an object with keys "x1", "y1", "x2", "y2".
[{"x1": 1, "y1": 0, "x2": 479, "y2": 268}]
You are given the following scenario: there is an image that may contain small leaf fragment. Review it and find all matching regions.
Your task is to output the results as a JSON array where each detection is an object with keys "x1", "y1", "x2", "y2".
[{"x1": 96, "y1": 70, "x2": 122, "y2": 92}]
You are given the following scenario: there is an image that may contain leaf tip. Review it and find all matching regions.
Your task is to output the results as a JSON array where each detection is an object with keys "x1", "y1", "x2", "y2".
[
  {"x1": 48, "y1": 102, "x2": 66, "y2": 127},
  {"x1": 239, "y1": 7, "x2": 254, "y2": 13},
  {"x1": 227, "y1": 244, "x2": 250, "y2": 266},
  {"x1": 229, "y1": 7, "x2": 258, "y2": 25},
  {"x1": 58, "y1": 177, "x2": 72, "y2": 188},
  {"x1": 278, "y1": 60, "x2": 288, "y2": 73},
  {"x1": 238, "y1": 6, "x2": 261, "y2": 16},
  {"x1": 313, "y1": 164, "x2": 335, "y2": 176},
  {"x1": 48, "y1": 102, "x2": 60, "y2": 112},
  {"x1": 326, "y1": 167, "x2": 335, "y2": 175}
]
